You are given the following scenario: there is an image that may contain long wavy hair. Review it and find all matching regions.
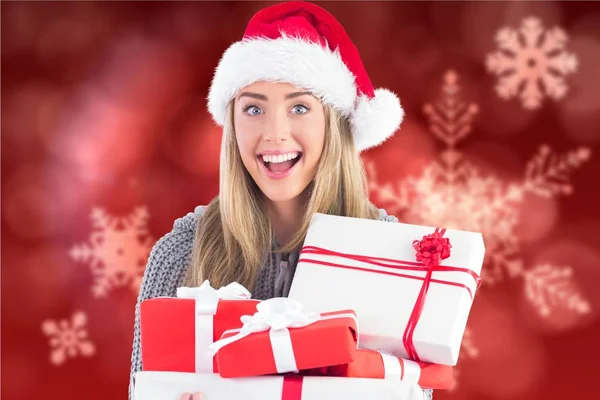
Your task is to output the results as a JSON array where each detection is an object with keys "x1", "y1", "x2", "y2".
[{"x1": 184, "y1": 100, "x2": 380, "y2": 290}]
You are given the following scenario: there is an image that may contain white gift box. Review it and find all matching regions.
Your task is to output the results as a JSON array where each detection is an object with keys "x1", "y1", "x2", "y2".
[
  {"x1": 133, "y1": 371, "x2": 425, "y2": 400},
  {"x1": 288, "y1": 213, "x2": 485, "y2": 366}
]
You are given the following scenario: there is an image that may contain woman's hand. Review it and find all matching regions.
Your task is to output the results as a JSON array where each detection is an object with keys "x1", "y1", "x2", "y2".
[{"x1": 180, "y1": 393, "x2": 203, "y2": 400}]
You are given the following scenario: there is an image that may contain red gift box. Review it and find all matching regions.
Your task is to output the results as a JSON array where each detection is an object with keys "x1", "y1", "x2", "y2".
[
  {"x1": 140, "y1": 281, "x2": 259, "y2": 373},
  {"x1": 303, "y1": 349, "x2": 454, "y2": 390},
  {"x1": 210, "y1": 298, "x2": 358, "y2": 378}
]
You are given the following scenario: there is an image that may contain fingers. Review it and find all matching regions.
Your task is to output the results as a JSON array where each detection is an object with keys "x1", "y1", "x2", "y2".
[
  {"x1": 192, "y1": 393, "x2": 203, "y2": 400},
  {"x1": 180, "y1": 394, "x2": 192, "y2": 400}
]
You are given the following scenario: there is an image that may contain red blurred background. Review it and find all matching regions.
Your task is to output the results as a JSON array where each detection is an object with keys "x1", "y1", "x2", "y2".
[{"x1": 2, "y1": 1, "x2": 600, "y2": 399}]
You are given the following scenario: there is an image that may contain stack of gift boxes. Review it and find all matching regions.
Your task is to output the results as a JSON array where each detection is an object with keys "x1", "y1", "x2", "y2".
[{"x1": 133, "y1": 213, "x2": 485, "y2": 399}]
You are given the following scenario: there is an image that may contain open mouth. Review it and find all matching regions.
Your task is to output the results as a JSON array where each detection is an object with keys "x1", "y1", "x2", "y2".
[{"x1": 259, "y1": 151, "x2": 302, "y2": 174}]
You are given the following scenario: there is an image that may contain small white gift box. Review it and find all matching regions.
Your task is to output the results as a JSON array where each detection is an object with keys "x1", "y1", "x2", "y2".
[
  {"x1": 133, "y1": 371, "x2": 425, "y2": 400},
  {"x1": 288, "y1": 213, "x2": 485, "y2": 366}
]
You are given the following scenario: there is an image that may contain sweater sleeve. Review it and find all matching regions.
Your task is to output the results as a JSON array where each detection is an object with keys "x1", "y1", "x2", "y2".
[
  {"x1": 377, "y1": 208, "x2": 434, "y2": 400},
  {"x1": 127, "y1": 206, "x2": 205, "y2": 400}
]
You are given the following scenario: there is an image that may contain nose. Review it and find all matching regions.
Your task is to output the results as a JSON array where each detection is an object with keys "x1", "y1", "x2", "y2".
[{"x1": 263, "y1": 109, "x2": 290, "y2": 144}]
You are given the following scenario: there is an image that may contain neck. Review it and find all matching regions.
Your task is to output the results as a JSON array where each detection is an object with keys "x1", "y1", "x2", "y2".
[{"x1": 266, "y1": 195, "x2": 306, "y2": 248}]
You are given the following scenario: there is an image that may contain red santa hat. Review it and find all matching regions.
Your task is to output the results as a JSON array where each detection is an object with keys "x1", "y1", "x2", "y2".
[{"x1": 207, "y1": 1, "x2": 404, "y2": 152}]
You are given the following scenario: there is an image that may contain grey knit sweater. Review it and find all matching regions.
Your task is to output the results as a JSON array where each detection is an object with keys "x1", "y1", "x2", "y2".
[{"x1": 129, "y1": 205, "x2": 434, "y2": 399}]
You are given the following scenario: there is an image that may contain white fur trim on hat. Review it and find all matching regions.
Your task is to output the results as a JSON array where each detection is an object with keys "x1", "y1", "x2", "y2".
[
  {"x1": 208, "y1": 35, "x2": 356, "y2": 123},
  {"x1": 207, "y1": 35, "x2": 403, "y2": 151},
  {"x1": 351, "y1": 89, "x2": 404, "y2": 150}
]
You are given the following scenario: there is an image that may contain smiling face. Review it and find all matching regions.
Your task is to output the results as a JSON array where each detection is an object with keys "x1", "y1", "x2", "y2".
[{"x1": 233, "y1": 81, "x2": 326, "y2": 204}]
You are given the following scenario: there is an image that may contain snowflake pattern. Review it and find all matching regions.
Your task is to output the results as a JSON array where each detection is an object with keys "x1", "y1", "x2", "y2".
[
  {"x1": 41, "y1": 311, "x2": 95, "y2": 365},
  {"x1": 486, "y1": 16, "x2": 578, "y2": 110},
  {"x1": 70, "y1": 207, "x2": 154, "y2": 297},
  {"x1": 524, "y1": 264, "x2": 591, "y2": 317},
  {"x1": 367, "y1": 70, "x2": 591, "y2": 317}
]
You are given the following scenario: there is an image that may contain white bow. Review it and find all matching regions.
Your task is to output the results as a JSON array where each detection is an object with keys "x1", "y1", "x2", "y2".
[
  {"x1": 177, "y1": 280, "x2": 251, "y2": 307},
  {"x1": 209, "y1": 298, "x2": 320, "y2": 372}
]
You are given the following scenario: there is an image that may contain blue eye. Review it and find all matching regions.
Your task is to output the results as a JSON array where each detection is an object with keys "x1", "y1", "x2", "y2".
[
  {"x1": 291, "y1": 105, "x2": 309, "y2": 115},
  {"x1": 244, "y1": 105, "x2": 263, "y2": 116}
]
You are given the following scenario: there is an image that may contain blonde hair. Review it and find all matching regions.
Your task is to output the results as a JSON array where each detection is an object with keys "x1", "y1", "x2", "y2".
[{"x1": 185, "y1": 100, "x2": 380, "y2": 290}]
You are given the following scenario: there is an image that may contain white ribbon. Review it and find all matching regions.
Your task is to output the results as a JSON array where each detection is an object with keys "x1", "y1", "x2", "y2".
[
  {"x1": 377, "y1": 351, "x2": 421, "y2": 383},
  {"x1": 209, "y1": 298, "x2": 321, "y2": 373},
  {"x1": 379, "y1": 351, "x2": 402, "y2": 379},
  {"x1": 401, "y1": 358, "x2": 422, "y2": 383},
  {"x1": 176, "y1": 280, "x2": 251, "y2": 372}
]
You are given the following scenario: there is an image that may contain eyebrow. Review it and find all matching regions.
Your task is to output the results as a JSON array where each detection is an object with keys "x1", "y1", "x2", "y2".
[
  {"x1": 285, "y1": 91, "x2": 312, "y2": 99},
  {"x1": 238, "y1": 91, "x2": 313, "y2": 101}
]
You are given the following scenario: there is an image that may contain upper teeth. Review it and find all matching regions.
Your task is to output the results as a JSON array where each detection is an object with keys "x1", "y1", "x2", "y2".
[{"x1": 262, "y1": 152, "x2": 299, "y2": 163}]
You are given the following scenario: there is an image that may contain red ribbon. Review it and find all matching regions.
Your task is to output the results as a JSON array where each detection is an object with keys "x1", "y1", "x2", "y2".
[
  {"x1": 282, "y1": 375, "x2": 303, "y2": 400},
  {"x1": 298, "y1": 228, "x2": 481, "y2": 362},
  {"x1": 404, "y1": 228, "x2": 450, "y2": 361}
]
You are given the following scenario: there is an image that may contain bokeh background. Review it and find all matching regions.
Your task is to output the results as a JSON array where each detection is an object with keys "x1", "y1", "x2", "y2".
[{"x1": 2, "y1": 1, "x2": 600, "y2": 399}]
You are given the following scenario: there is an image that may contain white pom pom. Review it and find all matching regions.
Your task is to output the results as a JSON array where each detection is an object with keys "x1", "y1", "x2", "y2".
[{"x1": 351, "y1": 88, "x2": 404, "y2": 152}]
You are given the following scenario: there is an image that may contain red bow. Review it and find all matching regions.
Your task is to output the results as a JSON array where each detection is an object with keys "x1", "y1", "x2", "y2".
[{"x1": 412, "y1": 228, "x2": 451, "y2": 267}]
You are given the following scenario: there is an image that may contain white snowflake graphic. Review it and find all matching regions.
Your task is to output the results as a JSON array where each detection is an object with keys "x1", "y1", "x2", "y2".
[
  {"x1": 367, "y1": 70, "x2": 591, "y2": 316},
  {"x1": 41, "y1": 311, "x2": 95, "y2": 365},
  {"x1": 70, "y1": 206, "x2": 154, "y2": 297},
  {"x1": 486, "y1": 16, "x2": 578, "y2": 110}
]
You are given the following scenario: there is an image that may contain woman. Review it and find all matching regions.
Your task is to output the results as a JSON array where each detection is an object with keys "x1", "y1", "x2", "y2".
[{"x1": 129, "y1": 2, "x2": 433, "y2": 399}]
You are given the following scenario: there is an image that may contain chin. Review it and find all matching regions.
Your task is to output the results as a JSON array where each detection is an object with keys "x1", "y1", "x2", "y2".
[
  {"x1": 259, "y1": 185, "x2": 307, "y2": 204},
  {"x1": 245, "y1": 160, "x2": 314, "y2": 204}
]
